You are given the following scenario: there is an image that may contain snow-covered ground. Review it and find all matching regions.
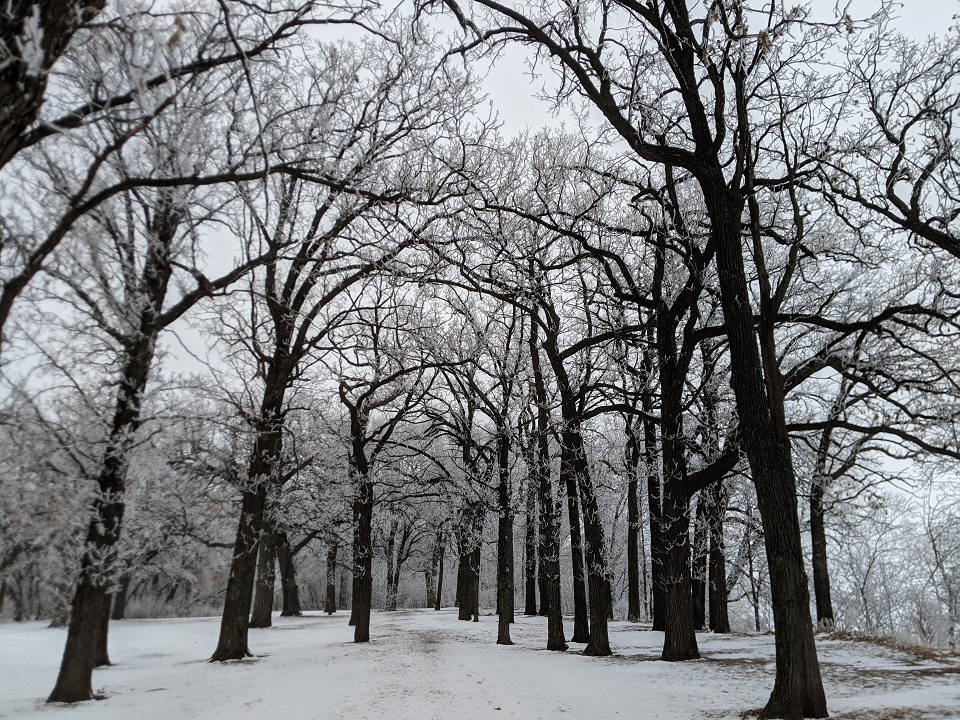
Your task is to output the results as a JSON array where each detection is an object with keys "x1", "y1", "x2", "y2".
[{"x1": 2, "y1": 609, "x2": 959, "y2": 719}]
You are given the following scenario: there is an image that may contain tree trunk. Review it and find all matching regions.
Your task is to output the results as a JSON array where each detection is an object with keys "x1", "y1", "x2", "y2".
[
  {"x1": 325, "y1": 539, "x2": 338, "y2": 615},
  {"x1": 110, "y1": 575, "x2": 130, "y2": 621},
  {"x1": 94, "y1": 593, "x2": 111, "y2": 667},
  {"x1": 561, "y1": 456, "x2": 590, "y2": 644},
  {"x1": 645, "y1": 416, "x2": 665, "y2": 632},
  {"x1": 524, "y1": 471, "x2": 538, "y2": 615},
  {"x1": 210, "y1": 481, "x2": 267, "y2": 660},
  {"x1": 470, "y1": 541, "x2": 481, "y2": 622},
  {"x1": 276, "y1": 532, "x2": 302, "y2": 617},
  {"x1": 691, "y1": 497, "x2": 708, "y2": 632},
  {"x1": 211, "y1": 378, "x2": 285, "y2": 661},
  {"x1": 528, "y1": 303, "x2": 567, "y2": 650},
  {"x1": 810, "y1": 474, "x2": 834, "y2": 629},
  {"x1": 352, "y1": 475, "x2": 374, "y2": 642},
  {"x1": 654, "y1": 252, "x2": 700, "y2": 661},
  {"x1": 626, "y1": 423, "x2": 642, "y2": 621},
  {"x1": 497, "y1": 430, "x2": 514, "y2": 645},
  {"x1": 433, "y1": 532, "x2": 444, "y2": 610},
  {"x1": 707, "y1": 182, "x2": 826, "y2": 718},
  {"x1": 250, "y1": 525, "x2": 277, "y2": 628},
  {"x1": 456, "y1": 503, "x2": 482, "y2": 622},
  {"x1": 385, "y1": 518, "x2": 399, "y2": 612},
  {"x1": 708, "y1": 484, "x2": 731, "y2": 633},
  {"x1": 338, "y1": 569, "x2": 349, "y2": 612},
  {"x1": 49, "y1": 298, "x2": 164, "y2": 700}
]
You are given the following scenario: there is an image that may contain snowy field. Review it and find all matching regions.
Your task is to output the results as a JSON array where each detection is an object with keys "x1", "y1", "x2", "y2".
[{"x1": 2, "y1": 609, "x2": 959, "y2": 719}]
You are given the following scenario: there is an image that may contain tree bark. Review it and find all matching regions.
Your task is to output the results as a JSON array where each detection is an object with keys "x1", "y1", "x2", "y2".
[
  {"x1": 250, "y1": 525, "x2": 277, "y2": 628},
  {"x1": 707, "y1": 482, "x2": 731, "y2": 634},
  {"x1": 352, "y1": 474, "x2": 374, "y2": 642},
  {"x1": 385, "y1": 518, "x2": 399, "y2": 611},
  {"x1": 456, "y1": 503, "x2": 482, "y2": 622},
  {"x1": 561, "y1": 449, "x2": 590, "y2": 644},
  {"x1": 276, "y1": 532, "x2": 302, "y2": 617},
  {"x1": 527, "y1": 312, "x2": 567, "y2": 650},
  {"x1": 524, "y1": 471, "x2": 538, "y2": 615},
  {"x1": 0, "y1": 2, "x2": 106, "y2": 172},
  {"x1": 49, "y1": 236, "x2": 171, "y2": 699},
  {"x1": 110, "y1": 575, "x2": 130, "y2": 621},
  {"x1": 626, "y1": 422, "x2": 642, "y2": 621},
  {"x1": 433, "y1": 531, "x2": 444, "y2": 610},
  {"x1": 652, "y1": 243, "x2": 700, "y2": 661},
  {"x1": 691, "y1": 497, "x2": 708, "y2": 631},
  {"x1": 210, "y1": 481, "x2": 267, "y2": 660},
  {"x1": 496, "y1": 430, "x2": 514, "y2": 645},
  {"x1": 706, "y1": 179, "x2": 826, "y2": 718},
  {"x1": 810, "y1": 475, "x2": 834, "y2": 628},
  {"x1": 93, "y1": 593, "x2": 111, "y2": 667},
  {"x1": 325, "y1": 539, "x2": 338, "y2": 615},
  {"x1": 644, "y1": 415, "x2": 665, "y2": 632}
]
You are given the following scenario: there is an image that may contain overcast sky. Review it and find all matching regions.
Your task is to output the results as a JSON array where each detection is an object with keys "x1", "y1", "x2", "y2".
[{"x1": 485, "y1": 0, "x2": 959, "y2": 135}]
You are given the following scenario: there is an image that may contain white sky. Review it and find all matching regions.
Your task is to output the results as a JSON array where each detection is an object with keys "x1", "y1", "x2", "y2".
[{"x1": 484, "y1": 0, "x2": 960, "y2": 135}]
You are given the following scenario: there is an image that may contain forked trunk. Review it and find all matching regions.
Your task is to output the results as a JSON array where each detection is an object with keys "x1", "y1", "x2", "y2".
[
  {"x1": 210, "y1": 481, "x2": 267, "y2": 661},
  {"x1": 708, "y1": 185, "x2": 826, "y2": 718}
]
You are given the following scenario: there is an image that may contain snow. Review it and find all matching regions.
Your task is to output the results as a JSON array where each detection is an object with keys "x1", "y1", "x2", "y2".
[{"x1": 2, "y1": 610, "x2": 960, "y2": 719}]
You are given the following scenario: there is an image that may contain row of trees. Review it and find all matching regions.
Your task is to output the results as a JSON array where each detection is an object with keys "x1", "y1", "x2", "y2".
[{"x1": 1, "y1": 2, "x2": 959, "y2": 718}]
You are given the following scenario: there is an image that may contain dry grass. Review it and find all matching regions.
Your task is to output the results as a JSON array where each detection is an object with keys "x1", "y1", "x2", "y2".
[{"x1": 822, "y1": 629, "x2": 959, "y2": 663}]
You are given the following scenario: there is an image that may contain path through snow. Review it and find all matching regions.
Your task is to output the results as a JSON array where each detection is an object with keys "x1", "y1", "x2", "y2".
[{"x1": 2, "y1": 609, "x2": 959, "y2": 719}]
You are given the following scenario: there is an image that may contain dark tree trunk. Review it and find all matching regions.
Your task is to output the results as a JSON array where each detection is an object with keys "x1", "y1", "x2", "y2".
[
  {"x1": 0, "y1": 1, "x2": 106, "y2": 173},
  {"x1": 210, "y1": 481, "x2": 268, "y2": 660},
  {"x1": 707, "y1": 181, "x2": 826, "y2": 718},
  {"x1": 352, "y1": 475, "x2": 374, "y2": 642},
  {"x1": 93, "y1": 592, "x2": 111, "y2": 667},
  {"x1": 385, "y1": 518, "x2": 399, "y2": 611},
  {"x1": 528, "y1": 299, "x2": 567, "y2": 650},
  {"x1": 338, "y1": 569, "x2": 349, "y2": 612},
  {"x1": 110, "y1": 575, "x2": 130, "y2": 622},
  {"x1": 250, "y1": 525, "x2": 277, "y2": 628},
  {"x1": 49, "y1": 246, "x2": 169, "y2": 700},
  {"x1": 626, "y1": 423, "x2": 642, "y2": 621},
  {"x1": 561, "y1": 456, "x2": 590, "y2": 644},
  {"x1": 455, "y1": 555, "x2": 465, "y2": 614},
  {"x1": 645, "y1": 415, "x2": 665, "y2": 632},
  {"x1": 559, "y1": 424, "x2": 612, "y2": 656},
  {"x1": 707, "y1": 482, "x2": 731, "y2": 633},
  {"x1": 497, "y1": 430, "x2": 514, "y2": 645},
  {"x1": 691, "y1": 497, "x2": 708, "y2": 632},
  {"x1": 654, "y1": 249, "x2": 699, "y2": 662},
  {"x1": 810, "y1": 475, "x2": 834, "y2": 628},
  {"x1": 469, "y1": 542, "x2": 481, "y2": 622},
  {"x1": 47, "y1": 583, "x2": 108, "y2": 702},
  {"x1": 456, "y1": 504, "x2": 482, "y2": 622},
  {"x1": 433, "y1": 531, "x2": 444, "y2": 610},
  {"x1": 211, "y1": 374, "x2": 286, "y2": 661},
  {"x1": 325, "y1": 539, "x2": 338, "y2": 615},
  {"x1": 524, "y1": 471, "x2": 538, "y2": 616},
  {"x1": 276, "y1": 532, "x2": 302, "y2": 617}
]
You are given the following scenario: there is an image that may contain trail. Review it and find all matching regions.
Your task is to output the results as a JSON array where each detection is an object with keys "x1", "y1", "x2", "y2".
[{"x1": 2, "y1": 609, "x2": 958, "y2": 719}]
